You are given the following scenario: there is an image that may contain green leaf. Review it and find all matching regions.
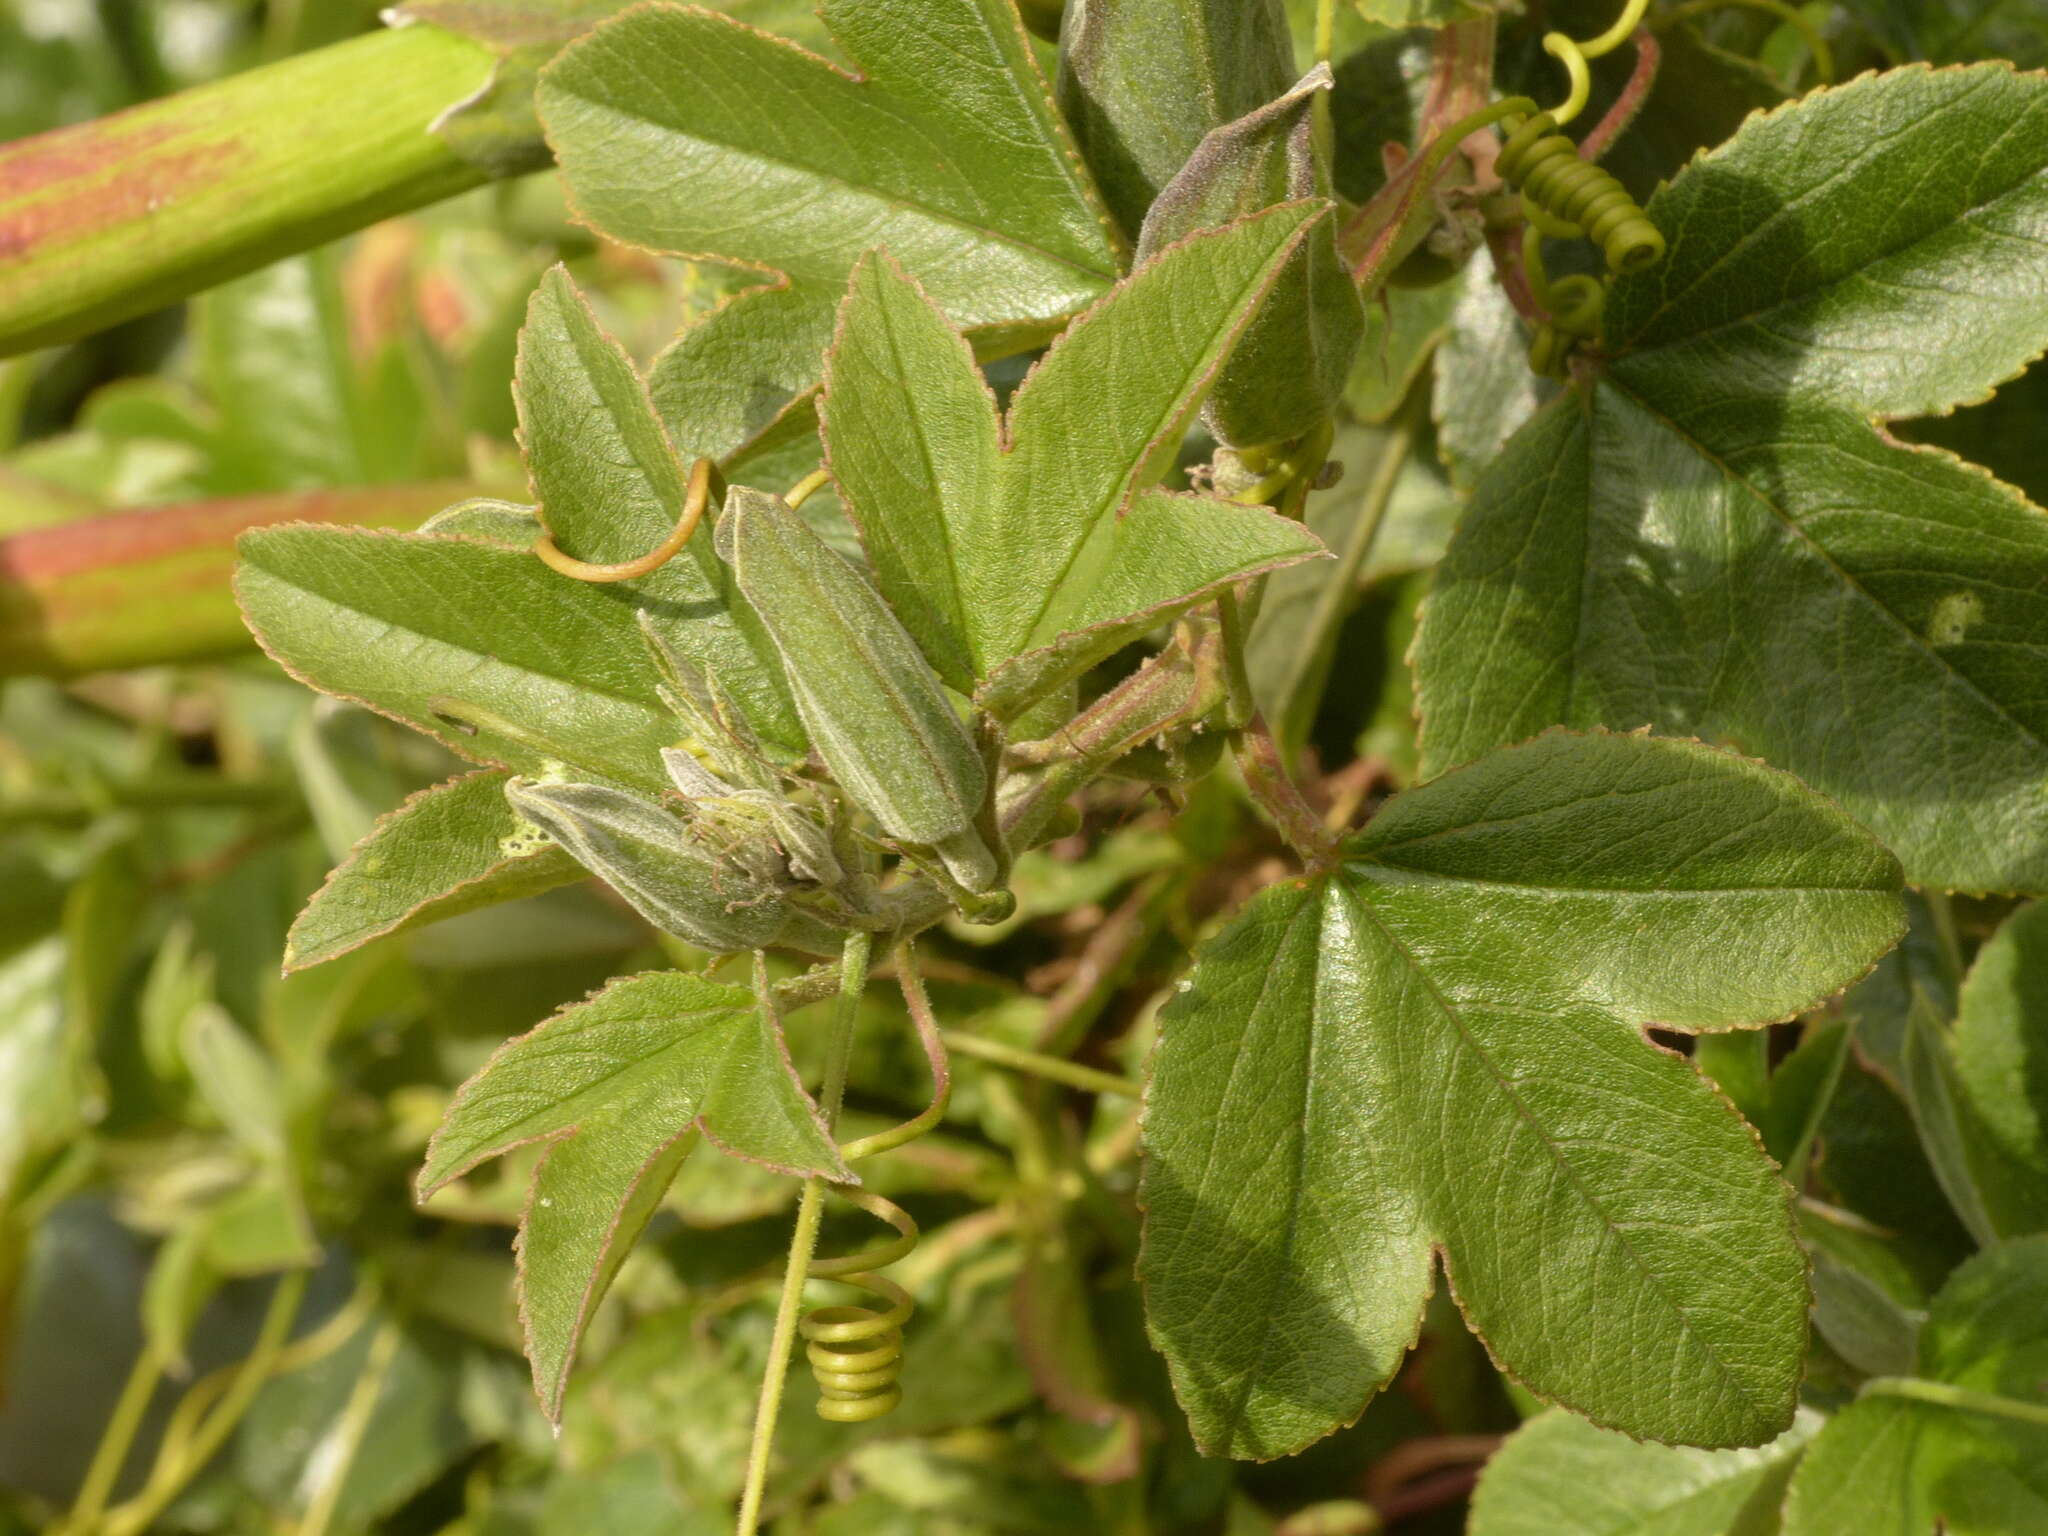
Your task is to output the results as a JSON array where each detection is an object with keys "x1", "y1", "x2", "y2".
[
  {"x1": 514, "y1": 267, "x2": 802, "y2": 751},
  {"x1": 1056, "y1": 0, "x2": 1296, "y2": 238},
  {"x1": 420, "y1": 969, "x2": 846, "y2": 1415},
  {"x1": 0, "y1": 937, "x2": 86, "y2": 1212},
  {"x1": 1783, "y1": 1236, "x2": 2048, "y2": 1535},
  {"x1": 820, "y1": 210, "x2": 1330, "y2": 712},
  {"x1": 1414, "y1": 65, "x2": 2048, "y2": 892},
  {"x1": 1140, "y1": 730, "x2": 1904, "y2": 1457},
  {"x1": 235, "y1": 525, "x2": 676, "y2": 791},
  {"x1": 1135, "y1": 66, "x2": 1366, "y2": 448},
  {"x1": 540, "y1": 0, "x2": 1121, "y2": 462},
  {"x1": 285, "y1": 769, "x2": 584, "y2": 973},
  {"x1": 1468, "y1": 1406, "x2": 1820, "y2": 1536},
  {"x1": 1952, "y1": 899, "x2": 2048, "y2": 1206},
  {"x1": 1431, "y1": 245, "x2": 1555, "y2": 491}
]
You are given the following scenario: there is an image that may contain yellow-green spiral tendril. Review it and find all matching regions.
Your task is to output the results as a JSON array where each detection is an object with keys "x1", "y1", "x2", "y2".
[
  {"x1": 798, "y1": 943, "x2": 951, "y2": 1423},
  {"x1": 1497, "y1": 108, "x2": 1666, "y2": 275}
]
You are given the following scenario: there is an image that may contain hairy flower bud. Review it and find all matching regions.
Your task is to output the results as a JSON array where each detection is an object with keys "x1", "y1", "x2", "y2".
[
  {"x1": 718, "y1": 487, "x2": 999, "y2": 892},
  {"x1": 506, "y1": 779, "x2": 841, "y2": 955}
]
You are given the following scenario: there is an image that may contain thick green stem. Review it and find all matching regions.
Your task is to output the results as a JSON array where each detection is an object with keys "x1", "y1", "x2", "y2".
[
  {"x1": 0, "y1": 27, "x2": 495, "y2": 356},
  {"x1": 737, "y1": 934, "x2": 872, "y2": 1536}
]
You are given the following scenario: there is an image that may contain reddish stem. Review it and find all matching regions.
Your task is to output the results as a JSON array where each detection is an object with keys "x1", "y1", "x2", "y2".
[{"x1": 1578, "y1": 30, "x2": 1662, "y2": 164}]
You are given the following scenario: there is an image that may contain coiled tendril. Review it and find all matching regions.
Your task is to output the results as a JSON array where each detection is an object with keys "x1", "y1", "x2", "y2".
[
  {"x1": 1496, "y1": 108, "x2": 1666, "y2": 277},
  {"x1": 799, "y1": 943, "x2": 950, "y2": 1422}
]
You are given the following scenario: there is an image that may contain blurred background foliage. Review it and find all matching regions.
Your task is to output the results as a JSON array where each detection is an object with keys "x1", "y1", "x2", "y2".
[{"x1": 1, "y1": 1, "x2": 2042, "y2": 1532}]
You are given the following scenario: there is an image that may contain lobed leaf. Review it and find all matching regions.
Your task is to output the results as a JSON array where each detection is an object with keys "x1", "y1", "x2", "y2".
[
  {"x1": 420, "y1": 969, "x2": 846, "y2": 1416},
  {"x1": 1140, "y1": 730, "x2": 1903, "y2": 1457},
  {"x1": 822, "y1": 210, "x2": 1331, "y2": 713},
  {"x1": 1416, "y1": 65, "x2": 2048, "y2": 893}
]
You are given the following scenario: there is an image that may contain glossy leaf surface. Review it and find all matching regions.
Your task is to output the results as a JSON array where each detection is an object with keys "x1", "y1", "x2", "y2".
[
  {"x1": 821, "y1": 212, "x2": 1329, "y2": 712},
  {"x1": 1414, "y1": 66, "x2": 2048, "y2": 892},
  {"x1": 420, "y1": 969, "x2": 845, "y2": 1416},
  {"x1": 1141, "y1": 731, "x2": 1903, "y2": 1457}
]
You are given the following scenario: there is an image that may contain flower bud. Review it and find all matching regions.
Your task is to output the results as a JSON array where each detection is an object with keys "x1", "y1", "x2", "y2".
[
  {"x1": 506, "y1": 778, "x2": 841, "y2": 956},
  {"x1": 718, "y1": 487, "x2": 999, "y2": 892}
]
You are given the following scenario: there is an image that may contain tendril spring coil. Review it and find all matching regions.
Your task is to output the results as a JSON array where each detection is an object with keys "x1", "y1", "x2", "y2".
[
  {"x1": 1497, "y1": 109, "x2": 1666, "y2": 276},
  {"x1": 801, "y1": 1190, "x2": 917, "y2": 1421},
  {"x1": 799, "y1": 948, "x2": 950, "y2": 1424}
]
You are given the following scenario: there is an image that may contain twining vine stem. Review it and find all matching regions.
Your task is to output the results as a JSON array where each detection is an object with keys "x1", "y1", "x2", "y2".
[{"x1": 736, "y1": 935, "x2": 871, "y2": 1536}]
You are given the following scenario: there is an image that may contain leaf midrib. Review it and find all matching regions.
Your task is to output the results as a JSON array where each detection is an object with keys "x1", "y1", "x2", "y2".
[{"x1": 1340, "y1": 876, "x2": 1774, "y2": 1419}]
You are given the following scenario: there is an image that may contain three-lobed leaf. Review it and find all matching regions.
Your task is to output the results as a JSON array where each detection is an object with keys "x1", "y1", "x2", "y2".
[
  {"x1": 1414, "y1": 65, "x2": 2048, "y2": 893},
  {"x1": 821, "y1": 209, "x2": 1331, "y2": 716},
  {"x1": 420, "y1": 969, "x2": 846, "y2": 1417},
  {"x1": 1140, "y1": 730, "x2": 1904, "y2": 1457}
]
